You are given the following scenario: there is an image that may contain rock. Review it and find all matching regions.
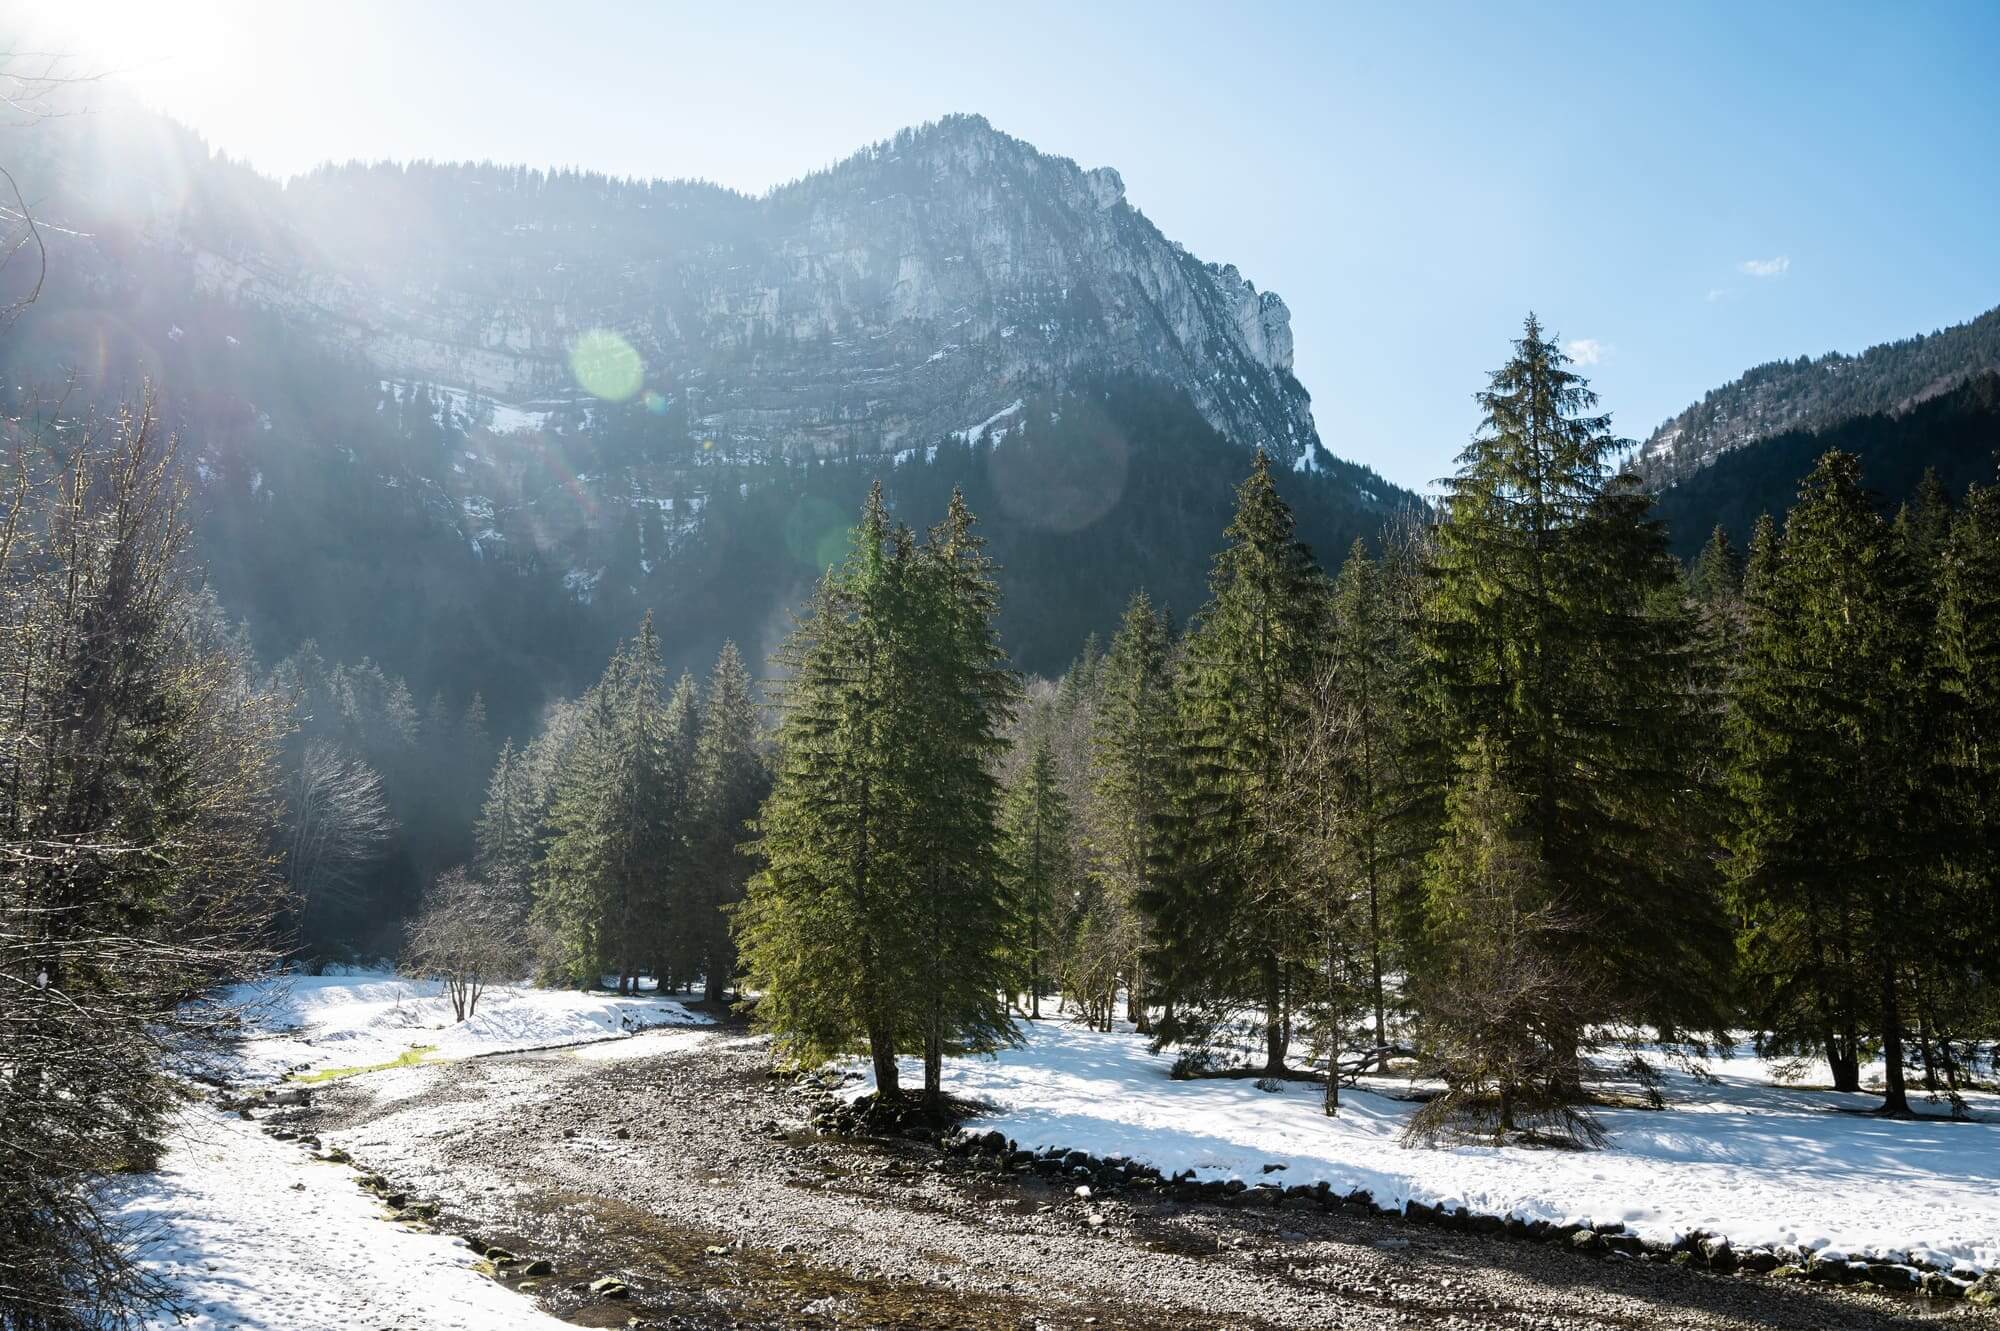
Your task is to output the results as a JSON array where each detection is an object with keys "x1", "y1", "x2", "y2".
[
  {"x1": 613, "y1": 1126, "x2": 630, "y2": 1140},
  {"x1": 979, "y1": 1130, "x2": 1008, "y2": 1154},
  {"x1": 1738, "y1": 1248, "x2": 1779, "y2": 1274},
  {"x1": 1768, "y1": 1265, "x2": 1806, "y2": 1280},
  {"x1": 1404, "y1": 1200, "x2": 1438, "y2": 1223},
  {"x1": 1805, "y1": 1252, "x2": 1852, "y2": 1284},
  {"x1": 1921, "y1": 1272, "x2": 1963, "y2": 1299},
  {"x1": 1252, "y1": 1077, "x2": 1286, "y2": 1093},
  {"x1": 484, "y1": 1247, "x2": 517, "y2": 1264},
  {"x1": 1865, "y1": 1264, "x2": 1917, "y2": 1292},
  {"x1": 588, "y1": 1276, "x2": 630, "y2": 1299},
  {"x1": 1701, "y1": 1237, "x2": 1737, "y2": 1273},
  {"x1": 520, "y1": 1259, "x2": 554, "y2": 1277},
  {"x1": 1570, "y1": 1230, "x2": 1604, "y2": 1255},
  {"x1": 1260, "y1": 1162, "x2": 1287, "y2": 1173}
]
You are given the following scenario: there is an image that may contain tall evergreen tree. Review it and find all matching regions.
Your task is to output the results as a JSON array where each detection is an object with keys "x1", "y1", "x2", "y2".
[
  {"x1": 1090, "y1": 590, "x2": 1173, "y2": 1033},
  {"x1": 1148, "y1": 452, "x2": 1329, "y2": 1073},
  {"x1": 1727, "y1": 452, "x2": 1925, "y2": 1111},
  {"x1": 1003, "y1": 726, "x2": 1072, "y2": 1019},
  {"x1": 475, "y1": 738, "x2": 537, "y2": 912},
  {"x1": 738, "y1": 485, "x2": 1017, "y2": 1111},
  {"x1": 1414, "y1": 316, "x2": 1726, "y2": 1071},
  {"x1": 687, "y1": 642, "x2": 766, "y2": 1001}
]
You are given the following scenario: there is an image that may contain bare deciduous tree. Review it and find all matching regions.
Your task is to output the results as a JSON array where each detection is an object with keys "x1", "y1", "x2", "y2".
[
  {"x1": 403, "y1": 867, "x2": 523, "y2": 1022},
  {"x1": 281, "y1": 739, "x2": 394, "y2": 935}
]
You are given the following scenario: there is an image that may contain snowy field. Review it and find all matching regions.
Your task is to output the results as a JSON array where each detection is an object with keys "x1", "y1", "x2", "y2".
[
  {"x1": 854, "y1": 1018, "x2": 2000, "y2": 1277},
  {"x1": 118, "y1": 973, "x2": 716, "y2": 1330},
  {"x1": 201, "y1": 969, "x2": 715, "y2": 1083}
]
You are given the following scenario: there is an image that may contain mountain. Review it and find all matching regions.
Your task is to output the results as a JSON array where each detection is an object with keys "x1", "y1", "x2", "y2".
[
  {"x1": 1650, "y1": 371, "x2": 2000, "y2": 560},
  {"x1": 1635, "y1": 304, "x2": 2000, "y2": 488},
  {"x1": 1, "y1": 103, "x2": 1416, "y2": 732}
]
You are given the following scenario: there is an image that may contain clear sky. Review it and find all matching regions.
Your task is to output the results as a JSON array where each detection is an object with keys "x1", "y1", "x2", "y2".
[{"x1": 18, "y1": 0, "x2": 2000, "y2": 490}]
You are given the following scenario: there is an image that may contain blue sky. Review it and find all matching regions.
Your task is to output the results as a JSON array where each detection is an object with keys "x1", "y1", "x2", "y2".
[{"x1": 31, "y1": 0, "x2": 2000, "y2": 490}]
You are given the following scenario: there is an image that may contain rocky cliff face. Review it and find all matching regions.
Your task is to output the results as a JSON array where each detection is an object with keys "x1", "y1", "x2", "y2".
[{"x1": 27, "y1": 110, "x2": 1322, "y2": 466}]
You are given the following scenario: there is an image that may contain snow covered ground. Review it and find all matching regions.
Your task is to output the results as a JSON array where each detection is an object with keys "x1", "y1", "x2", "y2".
[
  {"x1": 112, "y1": 1105, "x2": 570, "y2": 1331},
  {"x1": 203, "y1": 970, "x2": 715, "y2": 1083},
  {"x1": 118, "y1": 972, "x2": 717, "y2": 1329},
  {"x1": 853, "y1": 1018, "x2": 2000, "y2": 1277}
]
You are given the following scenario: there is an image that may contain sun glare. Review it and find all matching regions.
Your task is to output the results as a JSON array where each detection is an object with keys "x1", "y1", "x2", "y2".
[{"x1": 14, "y1": 0, "x2": 233, "y2": 104}]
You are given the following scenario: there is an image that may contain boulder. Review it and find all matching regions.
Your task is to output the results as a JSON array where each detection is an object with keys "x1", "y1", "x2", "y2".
[
  {"x1": 520, "y1": 1259, "x2": 554, "y2": 1277},
  {"x1": 588, "y1": 1276, "x2": 630, "y2": 1299}
]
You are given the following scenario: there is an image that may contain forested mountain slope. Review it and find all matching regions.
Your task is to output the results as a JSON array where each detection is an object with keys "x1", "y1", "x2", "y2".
[
  {"x1": 1637, "y1": 304, "x2": 2000, "y2": 487},
  {"x1": 1651, "y1": 372, "x2": 2000, "y2": 559}
]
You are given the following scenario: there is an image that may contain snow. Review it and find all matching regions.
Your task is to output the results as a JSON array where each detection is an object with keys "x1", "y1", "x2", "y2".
[
  {"x1": 851, "y1": 1018, "x2": 2000, "y2": 1275},
  {"x1": 954, "y1": 398, "x2": 1024, "y2": 446},
  {"x1": 117, "y1": 974, "x2": 720, "y2": 1327},
  {"x1": 208, "y1": 971, "x2": 715, "y2": 1085},
  {"x1": 111, "y1": 1105, "x2": 568, "y2": 1331}
]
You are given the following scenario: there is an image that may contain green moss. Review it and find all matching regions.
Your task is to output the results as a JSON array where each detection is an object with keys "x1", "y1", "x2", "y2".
[{"x1": 290, "y1": 1045, "x2": 438, "y2": 1083}]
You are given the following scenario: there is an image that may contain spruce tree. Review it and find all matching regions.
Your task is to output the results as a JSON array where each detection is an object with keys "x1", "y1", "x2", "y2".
[
  {"x1": 1004, "y1": 725, "x2": 1072, "y2": 1019},
  {"x1": 1327, "y1": 539, "x2": 1403, "y2": 1070},
  {"x1": 475, "y1": 738, "x2": 538, "y2": 912},
  {"x1": 1091, "y1": 590, "x2": 1174, "y2": 1034},
  {"x1": 1414, "y1": 316, "x2": 1726, "y2": 1069},
  {"x1": 1151, "y1": 451, "x2": 1328, "y2": 1073},
  {"x1": 738, "y1": 485, "x2": 1018, "y2": 1111},
  {"x1": 1727, "y1": 452, "x2": 1925, "y2": 1111},
  {"x1": 688, "y1": 642, "x2": 766, "y2": 1002}
]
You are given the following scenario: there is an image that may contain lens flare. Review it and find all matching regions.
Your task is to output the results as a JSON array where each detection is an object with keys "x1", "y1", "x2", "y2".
[
  {"x1": 568, "y1": 329, "x2": 644, "y2": 402},
  {"x1": 783, "y1": 495, "x2": 853, "y2": 573},
  {"x1": 642, "y1": 389, "x2": 670, "y2": 415}
]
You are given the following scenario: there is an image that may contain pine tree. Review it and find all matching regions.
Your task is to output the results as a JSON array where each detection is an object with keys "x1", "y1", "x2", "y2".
[
  {"x1": 1727, "y1": 451, "x2": 1926, "y2": 1111},
  {"x1": 475, "y1": 738, "x2": 538, "y2": 912},
  {"x1": 1091, "y1": 590, "x2": 1173, "y2": 1034},
  {"x1": 738, "y1": 485, "x2": 1018, "y2": 1112},
  {"x1": 687, "y1": 642, "x2": 765, "y2": 1001},
  {"x1": 1327, "y1": 539, "x2": 1403, "y2": 1070},
  {"x1": 908, "y1": 491, "x2": 1021, "y2": 1109},
  {"x1": 536, "y1": 615, "x2": 677, "y2": 992},
  {"x1": 1003, "y1": 725, "x2": 1072, "y2": 1020},
  {"x1": 1405, "y1": 736, "x2": 1604, "y2": 1146},
  {"x1": 1414, "y1": 316, "x2": 1726, "y2": 1073},
  {"x1": 653, "y1": 670, "x2": 704, "y2": 990},
  {"x1": 1150, "y1": 451, "x2": 1328, "y2": 1073}
]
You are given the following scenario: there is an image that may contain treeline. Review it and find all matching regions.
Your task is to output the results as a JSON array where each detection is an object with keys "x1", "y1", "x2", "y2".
[
  {"x1": 462, "y1": 624, "x2": 767, "y2": 1002},
  {"x1": 734, "y1": 316, "x2": 2000, "y2": 1142}
]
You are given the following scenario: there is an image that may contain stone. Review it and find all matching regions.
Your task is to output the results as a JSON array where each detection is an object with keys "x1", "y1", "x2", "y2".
[
  {"x1": 588, "y1": 1276, "x2": 630, "y2": 1299},
  {"x1": 1570, "y1": 1230, "x2": 1604, "y2": 1254},
  {"x1": 520, "y1": 1259, "x2": 554, "y2": 1277},
  {"x1": 1864, "y1": 1264, "x2": 1918, "y2": 1292}
]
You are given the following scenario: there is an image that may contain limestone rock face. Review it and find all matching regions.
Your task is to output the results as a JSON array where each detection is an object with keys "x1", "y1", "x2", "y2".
[{"x1": 29, "y1": 110, "x2": 1320, "y2": 465}]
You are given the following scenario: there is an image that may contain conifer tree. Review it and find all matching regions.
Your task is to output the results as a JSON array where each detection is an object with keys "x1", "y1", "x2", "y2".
[
  {"x1": 687, "y1": 642, "x2": 766, "y2": 1001},
  {"x1": 1149, "y1": 452, "x2": 1329, "y2": 1073},
  {"x1": 1727, "y1": 452, "x2": 1925, "y2": 1111},
  {"x1": 1414, "y1": 316, "x2": 1725, "y2": 1071},
  {"x1": 1091, "y1": 590, "x2": 1174, "y2": 1034},
  {"x1": 1327, "y1": 539, "x2": 1403, "y2": 1069},
  {"x1": 738, "y1": 485, "x2": 1017, "y2": 1112},
  {"x1": 475, "y1": 738, "x2": 538, "y2": 915},
  {"x1": 908, "y1": 492, "x2": 1021, "y2": 1109},
  {"x1": 536, "y1": 615, "x2": 677, "y2": 992},
  {"x1": 1003, "y1": 725, "x2": 1072, "y2": 1019},
  {"x1": 653, "y1": 671, "x2": 704, "y2": 990}
]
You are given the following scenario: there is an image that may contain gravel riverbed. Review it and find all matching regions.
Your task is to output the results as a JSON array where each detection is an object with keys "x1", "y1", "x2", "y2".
[{"x1": 288, "y1": 1024, "x2": 1987, "y2": 1330}]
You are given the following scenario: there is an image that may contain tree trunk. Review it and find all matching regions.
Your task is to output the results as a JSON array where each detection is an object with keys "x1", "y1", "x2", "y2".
[
  {"x1": 1130, "y1": 958, "x2": 1151, "y2": 1035},
  {"x1": 1878, "y1": 960, "x2": 1911, "y2": 1115},
  {"x1": 868, "y1": 1026, "x2": 900, "y2": 1101},
  {"x1": 923, "y1": 1028, "x2": 943, "y2": 1118},
  {"x1": 1262, "y1": 956, "x2": 1288, "y2": 1073},
  {"x1": 1825, "y1": 1025, "x2": 1861, "y2": 1093}
]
